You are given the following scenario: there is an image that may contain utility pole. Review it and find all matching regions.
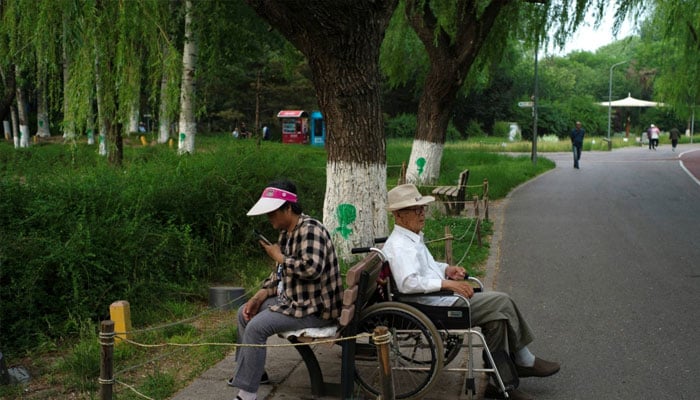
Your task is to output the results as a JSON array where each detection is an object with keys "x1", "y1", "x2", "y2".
[
  {"x1": 531, "y1": 37, "x2": 539, "y2": 166},
  {"x1": 607, "y1": 60, "x2": 629, "y2": 150}
]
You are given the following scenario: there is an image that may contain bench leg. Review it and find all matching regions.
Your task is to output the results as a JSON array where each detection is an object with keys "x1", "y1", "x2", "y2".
[
  {"x1": 290, "y1": 339, "x2": 326, "y2": 397},
  {"x1": 340, "y1": 340, "x2": 356, "y2": 400}
]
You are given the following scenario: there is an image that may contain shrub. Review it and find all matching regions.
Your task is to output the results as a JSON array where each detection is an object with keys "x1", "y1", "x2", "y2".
[{"x1": 385, "y1": 113, "x2": 417, "y2": 138}]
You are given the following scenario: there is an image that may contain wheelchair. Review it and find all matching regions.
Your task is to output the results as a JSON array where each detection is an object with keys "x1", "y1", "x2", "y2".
[{"x1": 351, "y1": 245, "x2": 511, "y2": 400}]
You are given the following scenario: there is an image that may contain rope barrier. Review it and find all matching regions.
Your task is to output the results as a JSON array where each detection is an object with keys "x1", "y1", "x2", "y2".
[
  {"x1": 117, "y1": 332, "x2": 372, "y2": 349},
  {"x1": 117, "y1": 291, "x2": 251, "y2": 336},
  {"x1": 115, "y1": 379, "x2": 156, "y2": 400},
  {"x1": 455, "y1": 222, "x2": 479, "y2": 266}
]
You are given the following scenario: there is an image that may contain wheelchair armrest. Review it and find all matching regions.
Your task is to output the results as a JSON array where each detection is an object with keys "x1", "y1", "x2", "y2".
[{"x1": 394, "y1": 290, "x2": 456, "y2": 301}]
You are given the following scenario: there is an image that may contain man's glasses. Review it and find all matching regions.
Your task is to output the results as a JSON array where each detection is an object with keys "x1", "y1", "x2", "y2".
[{"x1": 400, "y1": 206, "x2": 426, "y2": 215}]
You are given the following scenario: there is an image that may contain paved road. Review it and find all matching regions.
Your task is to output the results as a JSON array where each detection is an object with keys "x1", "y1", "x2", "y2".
[{"x1": 494, "y1": 144, "x2": 700, "y2": 399}]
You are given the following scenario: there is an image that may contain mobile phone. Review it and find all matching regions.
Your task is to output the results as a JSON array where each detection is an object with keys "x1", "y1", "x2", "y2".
[{"x1": 254, "y1": 229, "x2": 272, "y2": 245}]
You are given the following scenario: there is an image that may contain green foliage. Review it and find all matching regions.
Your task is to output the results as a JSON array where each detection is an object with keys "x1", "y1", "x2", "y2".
[
  {"x1": 141, "y1": 370, "x2": 177, "y2": 399},
  {"x1": 0, "y1": 137, "x2": 328, "y2": 353},
  {"x1": 56, "y1": 320, "x2": 101, "y2": 392},
  {"x1": 492, "y1": 121, "x2": 511, "y2": 138},
  {"x1": 385, "y1": 113, "x2": 417, "y2": 138},
  {"x1": 463, "y1": 120, "x2": 486, "y2": 139}
]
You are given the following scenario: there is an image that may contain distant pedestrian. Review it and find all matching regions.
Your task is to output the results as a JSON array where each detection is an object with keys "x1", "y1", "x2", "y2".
[
  {"x1": 262, "y1": 124, "x2": 270, "y2": 141},
  {"x1": 232, "y1": 127, "x2": 240, "y2": 138},
  {"x1": 240, "y1": 122, "x2": 251, "y2": 139},
  {"x1": 669, "y1": 127, "x2": 680, "y2": 152},
  {"x1": 648, "y1": 124, "x2": 660, "y2": 150},
  {"x1": 569, "y1": 121, "x2": 585, "y2": 169}
]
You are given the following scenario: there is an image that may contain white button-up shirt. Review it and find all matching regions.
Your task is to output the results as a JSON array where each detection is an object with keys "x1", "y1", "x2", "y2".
[{"x1": 382, "y1": 225, "x2": 447, "y2": 294}]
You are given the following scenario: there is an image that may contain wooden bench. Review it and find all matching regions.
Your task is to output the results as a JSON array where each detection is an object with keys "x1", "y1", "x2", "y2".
[
  {"x1": 432, "y1": 169, "x2": 469, "y2": 215},
  {"x1": 280, "y1": 251, "x2": 385, "y2": 399}
]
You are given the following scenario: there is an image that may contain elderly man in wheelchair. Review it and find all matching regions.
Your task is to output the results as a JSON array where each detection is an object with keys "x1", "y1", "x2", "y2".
[{"x1": 379, "y1": 184, "x2": 560, "y2": 400}]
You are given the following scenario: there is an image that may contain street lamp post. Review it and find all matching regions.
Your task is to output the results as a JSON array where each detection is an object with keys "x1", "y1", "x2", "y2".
[
  {"x1": 607, "y1": 60, "x2": 629, "y2": 150},
  {"x1": 531, "y1": 38, "x2": 539, "y2": 166}
]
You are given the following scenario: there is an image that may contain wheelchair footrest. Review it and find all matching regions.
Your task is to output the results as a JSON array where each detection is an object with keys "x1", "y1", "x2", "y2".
[{"x1": 465, "y1": 377, "x2": 476, "y2": 395}]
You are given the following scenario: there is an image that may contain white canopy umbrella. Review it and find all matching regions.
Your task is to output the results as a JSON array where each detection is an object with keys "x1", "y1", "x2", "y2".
[{"x1": 599, "y1": 93, "x2": 665, "y2": 108}]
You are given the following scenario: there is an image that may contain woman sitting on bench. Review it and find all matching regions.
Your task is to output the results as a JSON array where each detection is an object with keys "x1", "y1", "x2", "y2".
[
  {"x1": 229, "y1": 180, "x2": 344, "y2": 400},
  {"x1": 382, "y1": 184, "x2": 560, "y2": 400}
]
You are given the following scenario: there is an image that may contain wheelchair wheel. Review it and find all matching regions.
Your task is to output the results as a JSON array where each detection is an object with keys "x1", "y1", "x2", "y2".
[
  {"x1": 442, "y1": 333, "x2": 464, "y2": 365},
  {"x1": 354, "y1": 302, "x2": 444, "y2": 400}
]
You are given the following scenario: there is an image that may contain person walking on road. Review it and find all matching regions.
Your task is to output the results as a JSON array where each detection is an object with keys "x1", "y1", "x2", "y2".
[
  {"x1": 228, "y1": 180, "x2": 343, "y2": 400},
  {"x1": 382, "y1": 184, "x2": 561, "y2": 400},
  {"x1": 648, "y1": 124, "x2": 660, "y2": 150},
  {"x1": 669, "y1": 127, "x2": 681, "y2": 151},
  {"x1": 570, "y1": 121, "x2": 585, "y2": 169}
]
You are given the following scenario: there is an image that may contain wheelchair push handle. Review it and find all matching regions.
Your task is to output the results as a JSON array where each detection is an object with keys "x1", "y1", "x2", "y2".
[
  {"x1": 351, "y1": 247, "x2": 373, "y2": 254},
  {"x1": 351, "y1": 237, "x2": 388, "y2": 254}
]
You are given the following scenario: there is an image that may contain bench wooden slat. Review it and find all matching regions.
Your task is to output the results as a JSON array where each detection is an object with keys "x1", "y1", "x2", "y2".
[
  {"x1": 339, "y1": 304, "x2": 355, "y2": 327},
  {"x1": 342, "y1": 286, "x2": 358, "y2": 306},
  {"x1": 346, "y1": 252, "x2": 381, "y2": 287},
  {"x1": 445, "y1": 187, "x2": 458, "y2": 197},
  {"x1": 432, "y1": 186, "x2": 450, "y2": 196},
  {"x1": 432, "y1": 169, "x2": 470, "y2": 215}
]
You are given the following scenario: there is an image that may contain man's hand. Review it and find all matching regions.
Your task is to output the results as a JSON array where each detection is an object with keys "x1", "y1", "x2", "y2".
[
  {"x1": 446, "y1": 265, "x2": 467, "y2": 280},
  {"x1": 442, "y1": 279, "x2": 474, "y2": 299}
]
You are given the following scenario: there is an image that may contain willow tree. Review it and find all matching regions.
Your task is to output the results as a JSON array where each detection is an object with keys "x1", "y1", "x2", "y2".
[
  {"x1": 643, "y1": 1, "x2": 700, "y2": 125},
  {"x1": 0, "y1": 0, "x2": 40, "y2": 147},
  {"x1": 177, "y1": 0, "x2": 197, "y2": 154},
  {"x1": 244, "y1": 0, "x2": 397, "y2": 257},
  {"x1": 382, "y1": 0, "x2": 613, "y2": 184},
  {"x1": 60, "y1": 0, "x2": 166, "y2": 163}
]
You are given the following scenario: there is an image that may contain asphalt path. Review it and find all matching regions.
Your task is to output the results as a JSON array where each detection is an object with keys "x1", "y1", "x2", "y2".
[{"x1": 494, "y1": 143, "x2": 700, "y2": 399}]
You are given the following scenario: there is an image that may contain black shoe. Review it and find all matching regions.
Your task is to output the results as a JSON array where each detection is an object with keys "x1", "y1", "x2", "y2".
[
  {"x1": 227, "y1": 371, "x2": 270, "y2": 387},
  {"x1": 516, "y1": 357, "x2": 560, "y2": 378}
]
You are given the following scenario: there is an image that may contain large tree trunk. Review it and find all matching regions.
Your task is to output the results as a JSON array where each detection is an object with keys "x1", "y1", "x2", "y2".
[
  {"x1": 10, "y1": 105, "x2": 19, "y2": 146},
  {"x1": 128, "y1": 101, "x2": 140, "y2": 134},
  {"x1": 405, "y1": 0, "x2": 509, "y2": 185},
  {"x1": 178, "y1": 0, "x2": 197, "y2": 154},
  {"x1": 244, "y1": 0, "x2": 397, "y2": 258},
  {"x1": 62, "y1": 19, "x2": 76, "y2": 140},
  {"x1": 158, "y1": 40, "x2": 173, "y2": 144},
  {"x1": 37, "y1": 75, "x2": 51, "y2": 138},
  {"x1": 158, "y1": 71, "x2": 172, "y2": 144},
  {"x1": 15, "y1": 68, "x2": 30, "y2": 148},
  {"x1": 0, "y1": 65, "x2": 16, "y2": 124}
]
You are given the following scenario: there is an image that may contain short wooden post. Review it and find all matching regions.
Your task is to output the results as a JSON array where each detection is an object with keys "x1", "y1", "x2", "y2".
[
  {"x1": 373, "y1": 326, "x2": 395, "y2": 400},
  {"x1": 398, "y1": 161, "x2": 407, "y2": 185},
  {"x1": 100, "y1": 320, "x2": 115, "y2": 400},
  {"x1": 444, "y1": 225, "x2": 454, "y2": 265},
  {"x1": 473, "y1": 195, "x2": 480, "y2": 218},
  {"x1": 483, "y1": 178, "x2": 490, "y2": 221},
  {"x1": 476, "y1": 218, "x2": 483, "y2": 248},
  {"x1": 484, "y1": 195, "x2": 489, "y2": 221}
]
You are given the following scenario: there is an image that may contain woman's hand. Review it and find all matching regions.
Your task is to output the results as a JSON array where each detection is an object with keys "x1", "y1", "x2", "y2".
[
  {"x1": 242, "y1": 290, "x2": 268, "y2": 321},
  {"x1": 261, "y1": 242, "x2": 284, "y2": 264}
]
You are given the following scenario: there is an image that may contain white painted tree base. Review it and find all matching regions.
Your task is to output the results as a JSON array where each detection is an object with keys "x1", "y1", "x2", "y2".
[
  {"x1": 323, "y1": 161, "x2": 388, "y2": 260},
  {"x1": 405, "y1": 139, "x2": 444, "y2": 185}
]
